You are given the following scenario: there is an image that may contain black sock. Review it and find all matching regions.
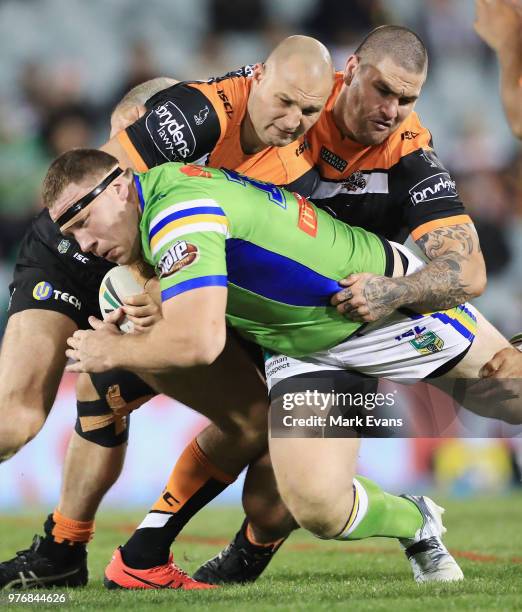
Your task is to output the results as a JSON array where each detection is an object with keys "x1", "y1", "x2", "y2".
[
  {"x1": 121, "y1": 478, "x2": 228, "y2": 569},
  {"x1": 39, "y1": 514, "x2": 86, "y2": 564}
]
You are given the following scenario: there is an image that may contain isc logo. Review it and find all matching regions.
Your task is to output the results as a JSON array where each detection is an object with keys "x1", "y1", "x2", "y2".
[
  {"x1": 157, "y1": 241, "x2": 199, "y2": 278},
  {"x1": 73, "y1": 252, "x2": 89, "y2": 264}
]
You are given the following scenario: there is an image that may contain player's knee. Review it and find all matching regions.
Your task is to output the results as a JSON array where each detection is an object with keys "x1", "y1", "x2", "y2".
[
  {"x1": 214, "y1": 403, "x2": 268, "y2": 452},
  {"x1": 75, "y1": 398, "x2": 131, "y2": 447},
  {"x1": 282, "y1": 484, "x2": 354, "y2": 539},
  {"x1": 75, "y1": 371, "x2": 154, "y2": 447},
  {"x1": 243, "y1": 492, "x2": 297, "y2": 537},
  {"x1": 237, "y1": 420, "x2": 269, "y2": 457},
  {"x1": 76, "y1": 372, "x2": 100, "y2": 402},
  {"x1": 0, "y1": 403, "x2": 46, "y2": 460}
]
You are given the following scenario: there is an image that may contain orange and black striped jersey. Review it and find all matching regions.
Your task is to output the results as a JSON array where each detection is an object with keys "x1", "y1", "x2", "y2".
[
  {"x1": 117, "y1": 66, "x2": 318, "y2": 196},
  {"x1": 308, "y1": 73, "x2": 471, "y2": 243}
]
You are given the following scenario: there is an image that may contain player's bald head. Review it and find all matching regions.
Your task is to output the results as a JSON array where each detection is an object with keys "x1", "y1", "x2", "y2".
[
  {"x1": 355, "y1": 26, "x2": 427, "y2": 75},
  {"x1": 265, "y1": 35, "x2": 333, "y2": 85},
  {"x1": 244, "y1": 36, "x2": 333, "y2": 151}
]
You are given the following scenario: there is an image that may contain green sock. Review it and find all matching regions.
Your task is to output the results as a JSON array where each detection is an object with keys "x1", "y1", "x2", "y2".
[{"x1": 335, "y1": 475, "x2": 423, "y2": 540}]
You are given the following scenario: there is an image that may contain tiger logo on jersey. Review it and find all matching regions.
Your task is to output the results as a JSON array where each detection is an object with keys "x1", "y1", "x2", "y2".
[
  {"x1": 343, "y1": 171, "x2": 367, "y2": 192},
  {"x1": 194, "y1": 106, "x2": 209, "y2": 126},
  {"x1": 157, "y1": 241, "x2": 199, "y2": 278}
]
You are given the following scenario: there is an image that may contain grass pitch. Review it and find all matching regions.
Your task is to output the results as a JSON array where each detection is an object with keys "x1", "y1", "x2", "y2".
[{"x1": 1, "y1": 494, "x2": 521, "y2": 611}]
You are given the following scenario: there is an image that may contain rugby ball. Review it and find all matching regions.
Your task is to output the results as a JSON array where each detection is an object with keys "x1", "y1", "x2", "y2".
[{"x1": 99, "y1": 266, "x2": 145, "y2": 333}]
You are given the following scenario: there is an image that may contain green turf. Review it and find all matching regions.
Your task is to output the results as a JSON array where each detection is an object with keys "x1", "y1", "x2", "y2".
[{"x1": 1, "y1": 494, "x2": 521, "y2": 611}]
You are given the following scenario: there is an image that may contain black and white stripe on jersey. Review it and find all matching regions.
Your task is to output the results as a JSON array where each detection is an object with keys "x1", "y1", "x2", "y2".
[
  {"x1": 311, "y1": 169, "x2": 389, "y2": 199},
  {"x1": 206, "y1": 65, "x2": 255, "y2": 84}
]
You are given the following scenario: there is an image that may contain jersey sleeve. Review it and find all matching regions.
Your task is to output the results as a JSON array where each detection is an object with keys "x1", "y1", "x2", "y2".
[
  {"x1": 144, "y1": 196, "x2": 228, "y2": 302},
  {"x1": 389, "y1": 146, "x2": 471, "y2": 241},
  {"x1": 7, "y1": 221, "x2": 102, "y2": 329},
  {"x1": 7, "y1": 267, "x2": 89, "y2": 328},
  {"x1": 117, "y1": 82, "x2": 222, "y2": 171}
]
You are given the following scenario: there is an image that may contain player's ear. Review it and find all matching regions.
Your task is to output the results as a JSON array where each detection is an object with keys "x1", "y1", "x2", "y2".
[
  {"x1": 252, "y1": 63, "x2": 265, "y2": 83},
  {"x1": 113, "y1": 170, "x2": 132, "y2": 201},
  {"x1": 344, "y1": 55, "x2": 358, "y2": 85}
]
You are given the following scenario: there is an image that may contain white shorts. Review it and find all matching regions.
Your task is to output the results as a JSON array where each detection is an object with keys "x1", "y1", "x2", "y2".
[{"x1": 265, "y1": 242, "x2": 478, "y2": 391}]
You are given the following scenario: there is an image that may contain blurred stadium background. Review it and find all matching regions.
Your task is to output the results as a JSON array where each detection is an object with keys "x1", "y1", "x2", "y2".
[{"x1": 0, "y1": 0, "x2": 521, "y2": 511}]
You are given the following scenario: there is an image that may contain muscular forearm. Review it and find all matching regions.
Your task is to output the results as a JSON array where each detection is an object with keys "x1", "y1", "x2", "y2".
[
  {"x1": 105, "y1": 321, "x2": 215, "y2": 373},
  {"x1": 362, "y1": 253, "x2": 480, "y2": 314},
  {"x1": 333, "y1": 222, "x2": 487, "y2": 322}
]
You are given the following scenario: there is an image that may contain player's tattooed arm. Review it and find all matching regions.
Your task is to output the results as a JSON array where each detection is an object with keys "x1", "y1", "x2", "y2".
[
  {"x1": 409, "y1": 222, "x2": 486, "y2": 307},
  {"x1": 332, "y1": 223, "x2": 487, "y2": 322},
  {"x1": 110, "y1": 77, "x2": 179, "y2": 137}
]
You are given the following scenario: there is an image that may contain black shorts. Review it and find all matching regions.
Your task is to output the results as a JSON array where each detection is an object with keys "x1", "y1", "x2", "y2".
[{"x1": 8, "y1": 210, "x2": 113, "y2": 329}]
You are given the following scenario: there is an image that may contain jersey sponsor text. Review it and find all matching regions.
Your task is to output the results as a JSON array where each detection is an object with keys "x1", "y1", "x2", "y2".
[
  {"x1": 409, "y1": 173, "x2": 458, "y2": 205},
  {"x1": 146, "y1": 102, "x2": 196, "y2": 161}
]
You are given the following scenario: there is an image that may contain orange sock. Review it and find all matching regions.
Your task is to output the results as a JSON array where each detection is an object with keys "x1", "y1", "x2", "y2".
[
  {"x1": 151, "y1": 437, "x2": 236, "y2": 514},
  {"x1": 51, "y1": 509, "x2": 95, "y2": 544},
  {"x1": 121, "y1": 438, "x2": 237, "y2": 568}
]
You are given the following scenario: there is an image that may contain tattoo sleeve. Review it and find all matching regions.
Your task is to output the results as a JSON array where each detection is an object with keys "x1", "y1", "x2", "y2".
[
  {"x1": 364, "y1": 223, "x2": 486, "y2": 313},
  {"x1": 115, "y1": 77, "x2": 178, "y2": 111}
]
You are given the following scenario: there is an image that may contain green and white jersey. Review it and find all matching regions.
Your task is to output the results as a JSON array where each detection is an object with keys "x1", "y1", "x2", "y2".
[{"x1": 136, "y1": 162, "x2": 390, "y2": 358}]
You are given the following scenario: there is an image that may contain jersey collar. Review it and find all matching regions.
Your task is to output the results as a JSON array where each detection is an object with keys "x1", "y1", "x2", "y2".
[{"x1": 134, "y1": 174, "x2": 145, "y2": 213}]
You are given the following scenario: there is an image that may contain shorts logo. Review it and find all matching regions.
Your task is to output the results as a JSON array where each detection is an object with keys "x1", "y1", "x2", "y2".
[
  {"x1": 409, "y1": 331, "x2": 444, "y2": 355},
  {"x1": 57, "y1": 239, "x2": 70, "y2": 254},
  {"x1": 33, "y1": 281, "x2": 53, "y2": 301},
  {"x1": 343, "y1": 170, "x2": 367, "y2": 192},
  {"x1": 157, "y1": 241, "x2": 199, "y2": 277},
  {"x1": 320, "y1": 146, "x2": 347, "y2": 172},
  {"x1": 146, "y1": 101, "x2": 196, "y2": 161},
  {"x1": 409, "y1": 172, "x2": 457, "y2": 205},
  {"x1": 264, "y1": 354, "x2": 291, "y2": 379},
  {"x1": 194, "y1": 105, "x2": 209, "y2": 126}
]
